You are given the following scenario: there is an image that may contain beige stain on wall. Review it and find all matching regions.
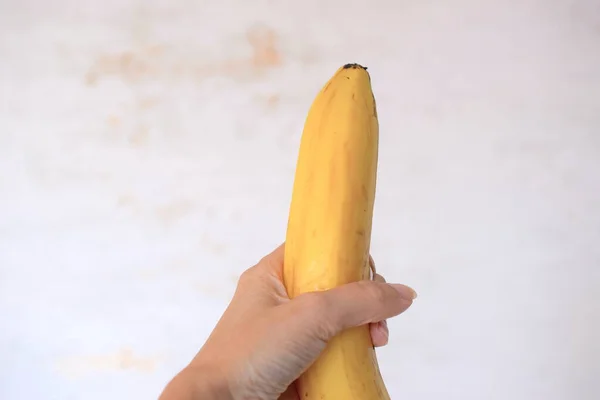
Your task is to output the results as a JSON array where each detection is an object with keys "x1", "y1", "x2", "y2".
[
  {"x1": 199, "y1": 233, "x2": 227, "y2": 255},
  {"x1": 155, "y1": 199, "x2": 196, "y2": 224},
  {"x1": 89, "y1": 24, "x2": 285, "y2": 148},
  {"x1": 137, "y1": 96, "x2": 160, "y2": 110},
  {"x1": 102, "y1": 96, "x2": 161, "y2": 147},
  {"x1": 106, "y1": 115, "x2": 122, "y2": 128},
  {"x1": 85, "y1": 25, "x2": 282, "y2": 86},
  {"x1": 116, "y1": 194, "x2": 198, "y2": 225},
  {"x1": 116, "y1": 193, "x2": 137, "y2": 208},
  {"x1": 255, "y1": 93, "x2": 281, "y2": 112},
  {"x1": 128, "y1": 125, "x2": 150, "y2": 147},
  {"x1": 55, "y1": 348, "x2": 163, "y2": 379}
]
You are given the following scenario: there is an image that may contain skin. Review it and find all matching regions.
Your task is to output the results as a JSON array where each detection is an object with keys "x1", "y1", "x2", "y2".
[{"x1": 159, "y1": 243, "x2": 417, "y2": 400}]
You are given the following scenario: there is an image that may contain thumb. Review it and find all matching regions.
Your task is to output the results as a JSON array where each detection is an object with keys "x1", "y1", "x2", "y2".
[{"x1": 300, "y1": 281, "x2": 417, "y2": 339}]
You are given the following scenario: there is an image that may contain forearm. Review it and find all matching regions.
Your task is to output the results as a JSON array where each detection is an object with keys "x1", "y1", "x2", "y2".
[{"x1": 159, "y1": 365, "x2": 232, "y2": 400}]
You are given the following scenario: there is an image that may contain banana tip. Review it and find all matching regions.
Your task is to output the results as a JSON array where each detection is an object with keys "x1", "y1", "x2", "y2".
[{"x1": 343, "y1": 63, "x2": 368, "y2": 70}]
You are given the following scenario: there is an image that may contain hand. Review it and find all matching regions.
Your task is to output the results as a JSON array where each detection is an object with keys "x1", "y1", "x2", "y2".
[{"x1": 159, "y1": 244, "x2": 417, "y2": 400}]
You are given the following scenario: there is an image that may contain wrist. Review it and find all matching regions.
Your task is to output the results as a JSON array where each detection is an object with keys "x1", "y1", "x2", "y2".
[
  {"x1": 188, "y1": 364, "x2": 233, "y2": 400},
  {"x1": 160, "y1": 364, "x2": 232, "y2": 400}
]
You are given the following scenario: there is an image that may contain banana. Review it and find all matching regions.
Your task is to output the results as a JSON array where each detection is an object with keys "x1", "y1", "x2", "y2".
[{"x1": 283, "y1": 64, "x2": 388, "y2": 399}]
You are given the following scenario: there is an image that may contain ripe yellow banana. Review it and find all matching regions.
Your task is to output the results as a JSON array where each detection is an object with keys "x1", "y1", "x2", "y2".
[{"x1": 283, "y1": 64, "x2": 388, "y2": 399}]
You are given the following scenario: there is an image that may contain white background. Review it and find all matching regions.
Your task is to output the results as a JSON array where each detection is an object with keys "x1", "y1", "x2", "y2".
[{"x1": 1, "y1": 1, "x2": 599, "y2": 399}]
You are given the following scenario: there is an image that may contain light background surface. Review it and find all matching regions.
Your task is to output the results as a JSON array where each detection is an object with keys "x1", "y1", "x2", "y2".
[{"x1": 1, "y1": 1, "x2": 599, "y2": 399}]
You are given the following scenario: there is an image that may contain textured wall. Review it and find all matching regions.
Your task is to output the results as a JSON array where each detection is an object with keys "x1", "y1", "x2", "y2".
[{"x1": 1, "y1": 1, "x2": 599, "y2": 399}]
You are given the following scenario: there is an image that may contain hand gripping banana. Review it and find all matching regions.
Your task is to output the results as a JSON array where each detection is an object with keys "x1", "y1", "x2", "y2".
[{"x1": 283, "y1": 63, "x2": 389, "y2": 400}]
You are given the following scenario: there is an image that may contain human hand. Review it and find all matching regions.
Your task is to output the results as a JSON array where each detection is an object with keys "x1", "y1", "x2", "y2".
[{"x1": 159, "y1": 243, "x2": 417, "y2": 400}]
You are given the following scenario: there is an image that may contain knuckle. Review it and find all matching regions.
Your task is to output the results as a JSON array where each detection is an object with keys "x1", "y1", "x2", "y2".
[
  {"x1": 258, "y1": 253, "x2": 272, "y2": 265},
  {"x1": 299, "y1": 291, "x2": 329, "y2": 312},
  {"x1": 359, "y1": 281, "x2": 388, "y2": 304},
  {"x1": 296, "y1": 292, "x2": 335, "y2": 340},
  {"x1": 237, "y1": 265, "x2": 259, "y2": 285}
]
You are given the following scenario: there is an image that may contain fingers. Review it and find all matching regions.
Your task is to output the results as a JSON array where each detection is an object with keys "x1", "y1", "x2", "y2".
[
  {"x1": 373, "y1": 273, "x2": 386, "y2": 283},
  {"x1": 253, "y1": 242, "x2": 285, "y2": 276},
  {"x1": 298, "y1": 279, "x2": 416, "y2": 340},
  {"x1": 251, "y1": 248, "x2": 416, "y2": 346},
  {"x1": 370, "y1": 273, "x2": 389, "y2": 347},
  {"x1": 369, "y1": 254, "x2": 376, "y2": 279},
  {"x1": 232, "y1": 243, "x2": 287, "y2": 307},
  {"x1": 258, "y1": 242, "x2": 286, "y2": 281},
  {"x1": 237, "y1": 242, "x2": 285, "y2": 285},
  {"x1": 370, "y1": 320, "x2": 389, "y2": 347},
  {"x1": 262, "y1": 242, "x2": 286, "y2": 267}
]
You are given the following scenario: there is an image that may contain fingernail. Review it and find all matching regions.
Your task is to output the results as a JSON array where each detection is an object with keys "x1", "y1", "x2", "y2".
[{"x1": 391, "y1": 284, "x2": 418, "y2": 300}]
